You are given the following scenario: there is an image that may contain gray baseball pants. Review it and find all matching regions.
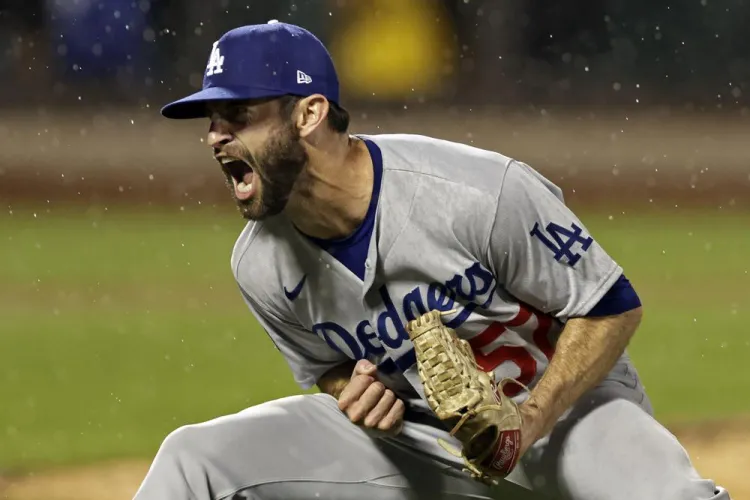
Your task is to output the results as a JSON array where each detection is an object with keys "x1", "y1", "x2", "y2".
[{"x1": 133, "y1": 362, "x2": 730, "y2": 499}]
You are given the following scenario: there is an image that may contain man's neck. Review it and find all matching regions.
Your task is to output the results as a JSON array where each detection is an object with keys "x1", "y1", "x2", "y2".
[{"x1": 286, "y1": 136, "x2": 374, "y2": 240}]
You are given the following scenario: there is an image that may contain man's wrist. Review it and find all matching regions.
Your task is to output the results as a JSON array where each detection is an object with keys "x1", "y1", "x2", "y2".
[
  {"x1": 521, "y1": 393, "x2": 558, "y2": 439},
  {"x1": 317, "y1": 361, "x2": 356, "y2": 398},
  {"x1": 521, "y1": 395, "x2": 545, "y2": 423}
]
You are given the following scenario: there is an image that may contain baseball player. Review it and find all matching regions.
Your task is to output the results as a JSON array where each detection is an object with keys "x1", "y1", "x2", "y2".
[{"x1": 135, "y1": 21, "x2": 730, "y2": 500}]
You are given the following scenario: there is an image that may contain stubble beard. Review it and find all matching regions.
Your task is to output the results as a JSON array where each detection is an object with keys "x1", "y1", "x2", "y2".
[{"x1": 230, "y1": 122, "x2": 308, "y2": 221}]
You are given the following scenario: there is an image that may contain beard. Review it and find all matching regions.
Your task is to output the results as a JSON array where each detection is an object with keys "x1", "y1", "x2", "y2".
[{"x1": 227, "y1": 122, "x2": 308, "y2": 221}]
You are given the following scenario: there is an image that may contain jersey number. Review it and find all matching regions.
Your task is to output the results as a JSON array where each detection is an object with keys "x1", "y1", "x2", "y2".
[
  {"x1": 468, "y1": 304, "x2": 556, "y2": 397},
  {"x1": 530, "y1": 221, "x2": 593, "y2": 267}
]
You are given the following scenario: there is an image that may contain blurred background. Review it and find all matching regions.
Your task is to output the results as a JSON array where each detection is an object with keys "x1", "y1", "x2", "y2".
[
  {"x1": 1, "y1": 1, "x2": 749, "y2": 499},
  {"x1": 4, "y1": 0, "x2": 750, "y2": 108}
]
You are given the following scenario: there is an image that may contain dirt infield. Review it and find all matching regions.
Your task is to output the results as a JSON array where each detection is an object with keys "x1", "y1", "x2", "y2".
[
  {"x1": 2, "y1": 421, "x2": 748, "y2": 499},
  {"x1": 2, "y1": 108, "x2": 750, "y2": 210},
  {"x1": 675, "y1": 420, "x2": 750, "y2": 499}
]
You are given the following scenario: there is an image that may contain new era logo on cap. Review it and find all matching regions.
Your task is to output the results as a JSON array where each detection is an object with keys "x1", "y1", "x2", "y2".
[{"x1": 296, "y1": 70, "x2": 312, "y2": 84}]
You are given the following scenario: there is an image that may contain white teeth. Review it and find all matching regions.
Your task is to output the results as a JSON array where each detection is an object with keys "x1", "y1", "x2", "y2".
[{"x1": 237, "y1": 181, "x2": 253, "y2": 193}]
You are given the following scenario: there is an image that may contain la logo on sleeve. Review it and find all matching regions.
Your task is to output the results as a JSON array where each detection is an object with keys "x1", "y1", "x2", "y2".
[{"x1": 530, "y1": 221, "x2": 593, "y2": 267}]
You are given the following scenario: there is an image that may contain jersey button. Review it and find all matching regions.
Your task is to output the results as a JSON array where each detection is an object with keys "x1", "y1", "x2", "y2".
[{"x1": 365, "y1": 260, "x2": 371, "y2": 269}]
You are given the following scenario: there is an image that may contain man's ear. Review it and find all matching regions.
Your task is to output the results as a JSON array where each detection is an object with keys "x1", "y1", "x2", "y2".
[{"x1": 295, "y1": 94, "x2": 329, "y2": 138}]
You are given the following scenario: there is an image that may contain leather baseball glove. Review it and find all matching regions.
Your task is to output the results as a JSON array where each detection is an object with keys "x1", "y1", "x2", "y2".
[{"x1": 405, "y1": 310, "x2": 524, "y2": 481}]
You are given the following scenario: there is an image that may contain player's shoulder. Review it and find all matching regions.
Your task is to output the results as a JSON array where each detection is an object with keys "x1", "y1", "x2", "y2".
[
  {"x1": 363, "y1": 134, "x2": 525, "y2": 260},
  {"x1": 362, "y1": 133, "x2": 516, "y2": 196}
]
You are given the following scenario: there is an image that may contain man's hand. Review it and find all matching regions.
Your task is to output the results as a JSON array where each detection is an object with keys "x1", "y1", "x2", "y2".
[{"x1": 336, "y1": 360, "x2": 405, "y2": 434}]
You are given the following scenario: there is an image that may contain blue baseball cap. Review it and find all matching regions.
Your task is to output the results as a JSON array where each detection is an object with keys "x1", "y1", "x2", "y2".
[{"x1": 161, "y1": 21, "x2": 340, "y2": 120}]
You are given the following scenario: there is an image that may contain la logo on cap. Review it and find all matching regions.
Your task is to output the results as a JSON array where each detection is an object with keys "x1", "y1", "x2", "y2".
[{"x1": 206, "y1": 41, "x2": 224, "y2": 76}]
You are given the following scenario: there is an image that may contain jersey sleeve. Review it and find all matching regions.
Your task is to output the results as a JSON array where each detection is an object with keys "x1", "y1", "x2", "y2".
[
  {"x1": 237, "y1": 285, "x2": 350, "y2": 390},
  {"x1": 487, "y1": 160, "x2": 623, "y2": 320}
]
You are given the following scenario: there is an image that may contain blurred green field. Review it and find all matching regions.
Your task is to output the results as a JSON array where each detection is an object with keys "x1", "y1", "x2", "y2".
[{"x1": 1, "y1": 205, "x2": 749, "y2": 471}]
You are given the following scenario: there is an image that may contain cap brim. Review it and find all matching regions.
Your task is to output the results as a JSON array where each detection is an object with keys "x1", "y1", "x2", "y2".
[{"x1": 160, "y1": 86, "x2": 285, "y2": 120}]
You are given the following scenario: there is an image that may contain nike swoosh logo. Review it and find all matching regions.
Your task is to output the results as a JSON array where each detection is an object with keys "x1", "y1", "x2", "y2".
[{"x1": 283, "y1": 274, "x2": 307, "y2": 301}]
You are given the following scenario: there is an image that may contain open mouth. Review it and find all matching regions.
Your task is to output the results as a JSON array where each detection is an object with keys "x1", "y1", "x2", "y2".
[{"x1": 218, "y1": 157, "x2": 256, "y2": 201}]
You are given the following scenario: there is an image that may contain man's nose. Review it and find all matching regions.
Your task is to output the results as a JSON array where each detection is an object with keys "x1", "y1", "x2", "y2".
[{"x1": 207, "y1": 125, "x2": 233, "y2": 150}]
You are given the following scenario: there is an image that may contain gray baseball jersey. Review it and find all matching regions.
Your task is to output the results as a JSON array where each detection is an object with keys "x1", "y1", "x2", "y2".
[
  {"x1": 232, "y1": 133, "x2": 622, "y2": 415},
  {"x1": 135, "y1": 134, "x2": 729, "y2": 500}
]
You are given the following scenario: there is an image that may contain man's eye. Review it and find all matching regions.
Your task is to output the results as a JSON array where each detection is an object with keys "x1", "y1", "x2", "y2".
[
  {"x1": 225, "y1": 113, "x2": 244, "y2": 124},
  {"x1": 226, "y1": 109, "x2": 251, "y2": 124}
]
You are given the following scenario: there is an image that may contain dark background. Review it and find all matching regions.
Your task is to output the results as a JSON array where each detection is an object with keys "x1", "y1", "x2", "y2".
[{"x1": 3, "y1": 0, "x2": 749, "y2": 111}]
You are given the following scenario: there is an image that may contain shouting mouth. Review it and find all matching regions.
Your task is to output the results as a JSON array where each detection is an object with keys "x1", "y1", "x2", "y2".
[{"x1": 218, "y1": 157, "x2": 256, "y2": 201}]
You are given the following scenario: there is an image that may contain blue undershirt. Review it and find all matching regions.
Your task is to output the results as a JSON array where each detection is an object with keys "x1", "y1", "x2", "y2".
[
  {"x1": 306, "y1": 138, "x2": 640, "y2": 315},
  {"x1": 306, "y1": 138, "x2": 383, "y2": 281},
  {"x1": 584, "y1": 273, "x2": 642, "y2": 317}
]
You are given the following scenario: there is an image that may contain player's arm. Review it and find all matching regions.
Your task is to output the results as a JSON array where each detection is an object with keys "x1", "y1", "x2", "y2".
[
  {"x1": 523, "y1": 273, "x2": 642, "y2": 443},
  {"x1": 521, "y1": 306, "x2": 641, "y2": 447},
  {"x1": 488, "y1": 160, "x2": 642, "y2": 451},
  {"x1": 237, "y1": 285, "x2": 350, "y2": 390}
]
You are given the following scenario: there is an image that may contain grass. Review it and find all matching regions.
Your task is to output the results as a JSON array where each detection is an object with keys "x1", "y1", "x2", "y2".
[
  {"x1": 1, "y1": 204, "x2": 748, "y2": 469},
  {"x1": 583, "y1": 208, "x2": 750, "y2": 422}
]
